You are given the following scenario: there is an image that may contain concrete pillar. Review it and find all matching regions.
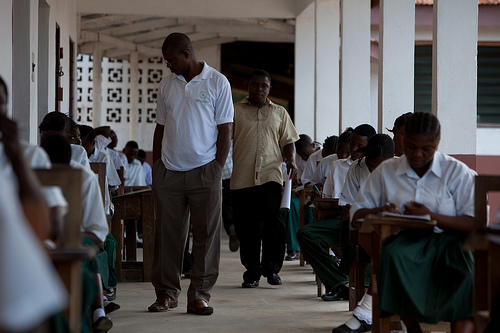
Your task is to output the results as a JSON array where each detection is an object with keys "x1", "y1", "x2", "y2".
[
  {"x1": 315, "y1": 0, "x2": 340, "y2": 141},
  {"x1": 92, "y1": 42, "x2": 102, "y2": 128},
  {"x1": 378, "y1": 0, "x2": 415, "y2": 133},
  {"x1": 295, "y1": 2, "x2": 315, "y2": 137},
  {"x1": 340, "y1": 0, "x2": 371, "y2": 130},
  {"x1": 129, "y1": 51, "x2": 139, "y2": 140},
  {"x1": 12, "y1": 0, "x2": 38, "y2": 143},
  {"x1": 0, "y1": 0, "x2": 13, "y2": 116},
  {"x1": 432, "y1": 0, "x2": 478, "y2": 155}
]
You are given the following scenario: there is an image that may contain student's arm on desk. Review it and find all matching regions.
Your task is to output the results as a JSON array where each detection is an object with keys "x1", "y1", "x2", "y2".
[
  {"x1": 153, "y1": 124, "x2": 164, "y2": 164},
  {"x1": 216, "y1": 122, "x2": 232, "y2": 167},
  {"x1": 351, "y1": 203, "x2": 399, "y2": 229},
  {"x1": 403, "y1": 201, "x2": 474, "y2": 233}
]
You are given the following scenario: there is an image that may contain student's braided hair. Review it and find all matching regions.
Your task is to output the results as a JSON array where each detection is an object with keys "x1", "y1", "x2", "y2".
[
  {"x1": 323, "y1": 135, "x2": 339, "y2": 154},
  {"x1": 357, "y1": 134, "x2": 394, "y2": 167},
  {"x1": 404, "y1": 112, "x2": 441, "y2": 140},
  {"x1": 387, "y1": 112, "x2": 412, "y2": 132},
  {"x1": 339, "y1": 127, "x2": 354, "y2": 144}
]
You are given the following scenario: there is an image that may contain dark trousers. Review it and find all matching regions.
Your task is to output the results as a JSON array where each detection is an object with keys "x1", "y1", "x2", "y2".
[
  {"x1": 232, "y1": 182, "x2": 286, "y2": 281},
  {"x1": 222, "y1": 178, "x2": 234, "y2": 236}
]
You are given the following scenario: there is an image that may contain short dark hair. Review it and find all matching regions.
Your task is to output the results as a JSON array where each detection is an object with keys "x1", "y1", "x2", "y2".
[
  {"x1": 388, "y1": 112, "x2": 413, "y2": 133},
  {"x1": 353, "y1": 124, "x2": 376, "y2": 139},
  {"x1": 295, "y1": 134, "x2": 313, "y2": 151},
  {"x1": 79, "y1": 124, "x2": 96, "y2": 143},
  {"x1": 124, "y1": 141, "x2": 139, "y2": 149},
  {"x1": 138, "y1": 149, "x2": 146, "y2": 159},
  {"x1": 162, "y1": 32, "x2": 192, "y2": 53},
  {"x1": 0, "y1": 76, "x2": 7, "y2": 99},
  {"x1": 39, "y1": 111, "x2": 71, "y2": 135},
  {"x1": 40, "y1": 134, "x2": 71, "y2": 164},
  {"x1": 249, "y1": 69, "x2": 271, "y2": 84},
  {"x1": 404, "y1": 111, "x2": 441, "y2": 140}
]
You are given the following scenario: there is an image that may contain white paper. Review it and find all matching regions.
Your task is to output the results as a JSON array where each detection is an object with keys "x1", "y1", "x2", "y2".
[{"x1": 281, "y1": 171, "x2": 292, "y2": 209}]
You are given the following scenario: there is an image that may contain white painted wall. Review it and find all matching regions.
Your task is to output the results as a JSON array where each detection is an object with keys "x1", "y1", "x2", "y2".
[
  {"x1": 477, "y1": 128, "x2": 500, "y2": 155},
  {"x1": 294, "y1": 2, "x2": 316, "y2": 138},
  {"x1": 0, "y1": 0, "x2": 13, "y2": 117}
]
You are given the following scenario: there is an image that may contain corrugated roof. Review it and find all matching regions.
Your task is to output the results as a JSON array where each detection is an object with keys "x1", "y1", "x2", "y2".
[{"x1": 416, "y1": 0, "x2": 500, "y2": 4}]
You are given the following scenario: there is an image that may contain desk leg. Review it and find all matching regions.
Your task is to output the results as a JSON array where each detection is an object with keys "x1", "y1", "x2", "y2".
[
  {"x1": 142, "y1": 198, "x2": 154, "y2": 282},
  {"x1": 124, "y1": 219, "x2": 137, "y2": 261},
  {"x1": 111, "y1": 217, "x2": 123, "y2": 281}
]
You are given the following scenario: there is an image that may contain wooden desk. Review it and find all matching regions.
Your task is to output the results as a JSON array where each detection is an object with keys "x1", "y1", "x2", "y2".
[
  {"x1": 111, "y1": 189, "x2": 154, "y2": 282},
  {"x1": 465, "y1": 224, "x2": 500, "y2": 332},
  {"x1": 358, "y1": 215, "x2": 436, "y2": 333}
]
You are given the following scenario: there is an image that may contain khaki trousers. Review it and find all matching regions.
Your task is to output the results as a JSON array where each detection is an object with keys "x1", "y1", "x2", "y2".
[{"x1": 151, "y1": 159, "x2": 222, "y2": 303}]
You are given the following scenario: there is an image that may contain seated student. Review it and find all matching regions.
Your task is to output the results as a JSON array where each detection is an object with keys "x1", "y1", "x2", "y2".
[
  {"x1": 282, "y1": 134, "x2": 319, "y2": 260},
  {"x1": 348, "y1": 112, "x2": 475, "y2": 333},
  {"x1": 80, "y1": 125, "x2": 121, "y2": 210},
  {"x1": 0, "y1": 79, "x2": 68, "y2": 332},
  {"x1": 39, "y1": 112, "x2": 91, "y2": 170},
  {"x1": 387, "y1": 112, "x2": 412, "y2": 158},
  {"x1": 295, "y1": 134, "x2": 320, "y2": 183},
  {"x1": 68, "y1": 119, "x2": 82, "y2": 145},
  {"x1": 311, "y1": 130, "x2": 352, "y2": 186},
  {"x1": 41, "y1": 135, "x2": 115, "y2": 333},
  {"x1": 106, "y1": 129, "x2": 129, "y2": 179},
  {"x1": 297, "y1": 124, "x2": 376, "y2": 301},
  {"x1": 301, "y1": 135, "x2": 337, "y2": 185},
  {"x1": 138, "y1": 149, "x2": 152, "y2": 186},
  {"x1": 323, "y1": 125, "x2": 376, "y2": 199},
  {"x1": 122, "y1": 141, "x2": 147, "y2": 186}
]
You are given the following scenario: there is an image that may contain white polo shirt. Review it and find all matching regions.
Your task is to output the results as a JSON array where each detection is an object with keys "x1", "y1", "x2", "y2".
[
  {"x1": 156, "y1": 62, "x2": 234, "y2": 172},
  {"x1": 300, "y1": 149, "x2": 324, "y2": 184},
  {"x1": 339, "y1": 158, "x2": 370, "y2": 206}
]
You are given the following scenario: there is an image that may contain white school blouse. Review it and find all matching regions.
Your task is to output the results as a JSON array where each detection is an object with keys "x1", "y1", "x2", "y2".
[
  {"x1": 350, "y1": 152, "x2": 476, "y2": 232},
  {"x1": 339, "y1": 158, "x2": 371, "y2": 206},
  {"x1": 71, "y1": 144, "x2": 91, "y2": 170},
  {"x1": 300, "y1": 149, "x2": 324, "y2": 184},
  {"x1": 0, "y1": 145, "x2": 67, "y2": 332},
  {"x1": 323, "y1": 157, "x2": 354, "y2": 199},
  {"x1": 70, "y1": 161, "x2": 109, "y2": 242},
  {"x1": 125, "y1": 159, "x2": 147, "y2": 186},
  {"x1": 310, "y1": 153, "x2": 339, "y2": 185}
]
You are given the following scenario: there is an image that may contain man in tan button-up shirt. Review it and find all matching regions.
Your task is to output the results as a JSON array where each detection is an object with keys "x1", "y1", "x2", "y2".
[{"x1": 231, "y1": 69, "x2": 299, "y2": 288}]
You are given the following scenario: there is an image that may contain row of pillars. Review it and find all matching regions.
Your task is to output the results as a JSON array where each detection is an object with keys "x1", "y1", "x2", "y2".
[{"x1": 294, "y1": 0, "x2": 478, "y2": 155}]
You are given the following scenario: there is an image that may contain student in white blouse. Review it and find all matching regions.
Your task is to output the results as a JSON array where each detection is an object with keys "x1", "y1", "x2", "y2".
[
  {"x1": 347, "y1": 112, "x2": 476, "y2": 333},
  {"x1": 123, "y1": 141, "x2": 147, "y2": 186}
]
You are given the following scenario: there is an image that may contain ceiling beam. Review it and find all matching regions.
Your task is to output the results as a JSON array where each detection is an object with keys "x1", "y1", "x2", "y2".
[
  {"x1": 78, "y1": 41, "x2": 114, "y2": 54},
  {"x1": 236, "y1": 19, "x2": 295, "y2": 34},
  {"x1": 80, "y1": 14, "x2": 150, "y2": 30},
  {"x1": 96, "y1": 17, "x2": 178, "y2": 37},
  {"x1": 140, "y1": 32, "x2": 220, "y2": 49},
  {"x1": 192, "y1": 37, "x2": 236, "y2": 49},
  {"x1": 122, "y1": 24, "x2": 195, "y2": 43},
  {"x1": 80, "y1": 30, "x2": 160, "y2": 57},
  {"x1": 77, "y1": 0, "x2": 302, "y2": 19}
]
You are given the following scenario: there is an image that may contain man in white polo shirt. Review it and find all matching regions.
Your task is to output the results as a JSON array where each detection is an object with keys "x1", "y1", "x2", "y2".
[{"x1": 148, "y1": 33, "x2": 233, "y2": 316}]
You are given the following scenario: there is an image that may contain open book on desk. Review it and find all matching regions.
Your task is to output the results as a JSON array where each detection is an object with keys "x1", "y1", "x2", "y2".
[
  {"x1": 364, "y1": 212, "x2": 437, "y2": 229},
  {"x1": 378, "y1": 212, "x2": 431, "y2": 221}
]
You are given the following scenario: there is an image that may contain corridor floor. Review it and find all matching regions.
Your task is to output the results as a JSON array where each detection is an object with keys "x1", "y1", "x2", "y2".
[{"x1": 107, "y1": 235, "x2": 352, "y2": 333}]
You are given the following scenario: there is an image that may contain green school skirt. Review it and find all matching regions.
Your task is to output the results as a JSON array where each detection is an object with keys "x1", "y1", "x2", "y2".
[
  {"x1": 377, "y1": 229, "x2": 473, "y2": 323},
  {"x1": 82, "y1": 236, "x2": 109, "y2": 290}
]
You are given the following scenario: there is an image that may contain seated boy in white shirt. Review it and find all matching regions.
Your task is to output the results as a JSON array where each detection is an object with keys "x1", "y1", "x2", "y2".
[{"x1": 122, "y1": 141, "x2": 147, "y2": 187}]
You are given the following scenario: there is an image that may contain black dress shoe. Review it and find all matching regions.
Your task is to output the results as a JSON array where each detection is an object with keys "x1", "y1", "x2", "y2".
[
  {"x1": 242, "y1": 280, "x2": 259, "y2": 288},
  {"x1": 321, "y1": 285, "x2": 348, "y2": 301},
  {"x1": 266, "y1": 273, "x2": 282, "y2": 285},
  {"x1": 332, "y1": 319, "x2": 371, "y2": 333}
]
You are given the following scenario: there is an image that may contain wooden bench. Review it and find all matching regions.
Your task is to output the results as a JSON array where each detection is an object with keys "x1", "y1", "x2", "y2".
[
  {"x1": 465, "y1": 175, "x2": 500, "y2": 332},
  {"x1": 35, "y1": 166, "x2": 95, "y2": 333},
  {"x1": 111, "y1": 188, "x2": 154, "y2": 282}
]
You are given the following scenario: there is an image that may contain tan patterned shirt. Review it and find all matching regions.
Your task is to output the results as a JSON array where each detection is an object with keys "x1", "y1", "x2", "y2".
[{"x1": 231, "y1": 97, "x2": 299, "y2": 190}]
